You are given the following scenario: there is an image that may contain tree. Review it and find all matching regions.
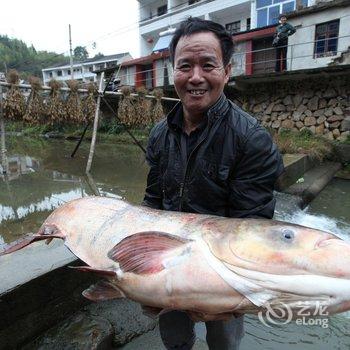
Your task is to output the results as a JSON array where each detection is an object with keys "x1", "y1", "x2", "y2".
[
  {"x1": 93, "y1": 52, "x2": 104, "y2": 59},
  {"x1": 73, "y1": 46, "x2": 89, "y2": 61}
]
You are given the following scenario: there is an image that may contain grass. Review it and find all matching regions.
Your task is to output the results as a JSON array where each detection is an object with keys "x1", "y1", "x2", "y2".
[
  {"x1": 272, "y1": 128, "x2": 335, "y2": 161},
  {"x1": 2, "y1": 121, "x2": 343, "y2": 161}
]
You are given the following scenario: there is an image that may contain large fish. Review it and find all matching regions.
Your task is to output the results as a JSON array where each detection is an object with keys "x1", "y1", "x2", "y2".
[{"x1": 1, "y1": 196, "x2": 350, "y2": 320}]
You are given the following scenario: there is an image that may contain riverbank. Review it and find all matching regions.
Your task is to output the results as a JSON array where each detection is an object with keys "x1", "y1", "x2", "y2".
[{"x1": 3, "y1": 121, "x2": 350, "y2": 163}]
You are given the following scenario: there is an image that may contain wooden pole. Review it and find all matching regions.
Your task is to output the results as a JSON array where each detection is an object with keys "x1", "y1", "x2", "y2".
[
  {"x1": 86, "y1": 71, "x2": 104, "y2": 173},
  {"x1": 70, "y1": 121, "x2": 90, "y2": 158},
  {"x1": 69, "y1": 24, "x2": 74, "y2": 80},
  {"x1": 0, "y1": 85, "x2": 8, "y2": 175}
]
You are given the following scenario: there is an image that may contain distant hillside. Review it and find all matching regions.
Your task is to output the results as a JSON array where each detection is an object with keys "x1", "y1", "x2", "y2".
[{"x1": 0, "y1": 35, "x2": 69, "y2": 80}]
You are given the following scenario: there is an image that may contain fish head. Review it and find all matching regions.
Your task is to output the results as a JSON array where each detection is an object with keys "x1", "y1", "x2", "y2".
[{"x1": 203, "y1": 218, "x2": 350, "y2": 313}]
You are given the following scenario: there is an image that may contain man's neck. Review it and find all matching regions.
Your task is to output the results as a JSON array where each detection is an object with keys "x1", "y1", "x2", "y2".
[{"x1": 183, "y1": 111, "x2": 206, "y2": 135}]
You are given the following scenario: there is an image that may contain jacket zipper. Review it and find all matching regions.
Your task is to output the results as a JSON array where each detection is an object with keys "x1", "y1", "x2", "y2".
[{"x1": 178, "y1": 121, "x2": 213, "y2": 211}]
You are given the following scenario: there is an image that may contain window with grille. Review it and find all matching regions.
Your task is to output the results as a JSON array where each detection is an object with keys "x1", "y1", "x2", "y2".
[
  {"x1": 314, "y1": 20, "x2": 339, "y2": 58},
  {"x1": 256, "y1": 0, "x2": 306, "y2": 27},
  {"x1": 157, "y1": 5, "x2": 167, "y2": 16},
  {"x1": 246, "y1": 18, "x2": 251, "y2": 31},
  {"x1": 226, "y1": 21, "x2": 241, "y2": 34}
]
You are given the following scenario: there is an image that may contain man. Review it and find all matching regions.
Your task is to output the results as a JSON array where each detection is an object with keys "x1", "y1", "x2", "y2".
[
  {"x1": 274, "y1": 14, "x2": 296, "y2": 72},
  {"x1": 143, "y1": 17, "x2": 284, "y2": 350}
]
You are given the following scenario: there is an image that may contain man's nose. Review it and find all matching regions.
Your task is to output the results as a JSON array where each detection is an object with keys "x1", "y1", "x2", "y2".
[{"x1": 188, "y1": 66, "x2": 205, "y2": 84}]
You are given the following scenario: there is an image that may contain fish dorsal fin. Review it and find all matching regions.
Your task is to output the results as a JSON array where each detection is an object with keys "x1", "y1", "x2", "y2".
[
  {"x1": 108, "y1": 231, "x2": 190, "y2": 275},
  {"x1": 82, "y1": 280, "x2": 125, "y2": 301}
]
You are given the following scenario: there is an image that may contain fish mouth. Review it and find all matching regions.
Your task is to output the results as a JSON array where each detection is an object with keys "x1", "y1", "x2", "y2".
[{"x1": 315, "y1": 235, "x2": 343, "y2": 248}]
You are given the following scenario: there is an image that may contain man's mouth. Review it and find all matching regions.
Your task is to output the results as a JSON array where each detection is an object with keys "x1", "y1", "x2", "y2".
[{"x1": 188, "y1": 89, "x2": 206, "y2": 96}]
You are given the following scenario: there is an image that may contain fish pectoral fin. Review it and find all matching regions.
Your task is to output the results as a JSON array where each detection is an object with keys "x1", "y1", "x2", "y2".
[
  {"x1": 108, "y1": 231, "x2": 191, "y2": 275},
  {"x1": 0, "y1": 233, "x2": 52, "y2": 256},
  {"x1": 82, "y1": 280, "x2": 125, "y2": 301},
  {"x1": 68, "y1": 265, "x2": 117, "y2": 278}
]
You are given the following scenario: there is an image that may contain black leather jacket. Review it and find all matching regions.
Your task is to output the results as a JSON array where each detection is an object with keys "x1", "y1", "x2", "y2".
[{"x1": 143, "y1": 94, "x2": 284, "y2": 219}]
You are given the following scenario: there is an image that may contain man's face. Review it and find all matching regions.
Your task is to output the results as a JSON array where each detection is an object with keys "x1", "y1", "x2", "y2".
[
  {"x1": 280, "y1": 16, "x2": 287, "y2": 24},
  {"x1": 173, "y1": 32, "x2": 231, "y2": 119}
]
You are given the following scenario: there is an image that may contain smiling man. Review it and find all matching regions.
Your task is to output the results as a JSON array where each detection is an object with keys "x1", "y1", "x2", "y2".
[{"x1": 143, "y1": 17, "x2": 284, "y2": 350}]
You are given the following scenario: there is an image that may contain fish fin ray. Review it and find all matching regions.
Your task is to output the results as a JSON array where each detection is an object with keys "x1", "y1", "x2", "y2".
[
  {"x1": 108, "y1": 231, "x2": 190, "y2": 275},
  {"x1": 82, "y1": 280, "x2": 125, "y2": 301}
]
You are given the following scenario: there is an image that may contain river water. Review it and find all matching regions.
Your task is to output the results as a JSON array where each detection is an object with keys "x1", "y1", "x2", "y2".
[{"x1": 0, "y1": 136, "x2": 350, "y2": 349}]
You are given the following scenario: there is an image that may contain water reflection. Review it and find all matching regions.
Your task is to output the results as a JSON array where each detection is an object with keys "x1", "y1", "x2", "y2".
[
  {"x1": 0, "y1": 136, "x2": 148, "y2": 243},
  {"x1": 0, "y1": 155, "x2": 40, "y2": 180}
]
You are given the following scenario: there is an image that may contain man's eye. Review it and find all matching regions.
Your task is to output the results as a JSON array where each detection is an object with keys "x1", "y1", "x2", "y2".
[
  {"x1": 202, "y1": 64, "x2": 216, "y2": 71},
  {"x1": 177, "y1": 65, "x2": 191, "y2": 72}
]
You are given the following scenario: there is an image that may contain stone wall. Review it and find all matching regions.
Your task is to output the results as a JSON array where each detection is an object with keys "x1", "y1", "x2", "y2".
[{"x1": 228, "y1": 74, "x2": 350, "y2": 141}]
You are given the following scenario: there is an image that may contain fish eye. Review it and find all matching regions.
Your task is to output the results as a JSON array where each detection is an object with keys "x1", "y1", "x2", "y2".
[{"x1": 281, "y1": 229, "x2": 294, "y2": 242}]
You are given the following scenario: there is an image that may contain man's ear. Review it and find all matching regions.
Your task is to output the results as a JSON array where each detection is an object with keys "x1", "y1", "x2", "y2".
[{"x1": 224, "y1": 63, "x2": 232, "y2": 83}]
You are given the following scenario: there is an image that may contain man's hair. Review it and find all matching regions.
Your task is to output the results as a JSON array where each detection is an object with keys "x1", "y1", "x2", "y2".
[
  {"x1": 279, "y1": 13, "x2": 287, "y2": 19},
  {"x1": 169, "y1": 17, "x2": 234, "y2": 67}
]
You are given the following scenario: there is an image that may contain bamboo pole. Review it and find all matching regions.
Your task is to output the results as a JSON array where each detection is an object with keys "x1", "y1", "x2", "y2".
[
  {"x1": 86, "y1": 72, "x2": 104, "y2": 174},
  {"x1": 0, "y1": 85, "x2": 8, "y2": 175},
  {"x1": 0, "y1": 81, "x2": 180, "y2": 102}
]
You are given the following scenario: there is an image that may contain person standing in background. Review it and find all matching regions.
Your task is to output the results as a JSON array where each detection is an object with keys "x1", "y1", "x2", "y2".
[{"x1": 273, "y1": 14, "x2": 296, "y2": 72}]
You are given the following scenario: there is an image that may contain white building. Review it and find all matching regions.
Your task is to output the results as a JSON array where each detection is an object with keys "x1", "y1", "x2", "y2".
[
  {"x1": 42, "y1": 53, "x2": 132, "y2": 85},
  {"x1": 119, "y1": 0, "x2": 350, "y2": 89}
]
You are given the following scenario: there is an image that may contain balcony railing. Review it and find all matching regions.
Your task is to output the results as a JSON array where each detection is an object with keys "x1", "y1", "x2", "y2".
[{"x1": 140, "y1": 0, "x2": 210, "y2": 24}]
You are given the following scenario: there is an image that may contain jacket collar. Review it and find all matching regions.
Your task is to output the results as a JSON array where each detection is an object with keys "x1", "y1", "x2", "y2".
[{"x1": 167, "y1": 93, "x2": 230, "y2": 133}]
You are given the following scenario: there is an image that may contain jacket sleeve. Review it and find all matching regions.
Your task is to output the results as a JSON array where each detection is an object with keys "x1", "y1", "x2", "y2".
[
  {"x1": 228, "y1": 127, "x2": 284, "y2": 219},
  {"x1": 142, "y1": 127, "x2": 163, "y2": 209},
  {"x1": 287, "y1": 23, "x2": 296, "y2": 36}
]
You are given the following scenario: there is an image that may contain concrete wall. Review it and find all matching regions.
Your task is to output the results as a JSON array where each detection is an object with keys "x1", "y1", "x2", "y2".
[
  {"x1": 119, "y1": 66, "x2": 136, "y2": 86},
  {"x1": 231, "y1": 41, "x2": 247, "y2": 76},
  {"x1": 154, "y1": 57, "x2": 174, "y2": 87},
  {"x1": 288, "y1": 7, "x2": 350, "y2": 71},
  {"x1": 139, "y1": 0, "x2": 250, "y2": 55}
]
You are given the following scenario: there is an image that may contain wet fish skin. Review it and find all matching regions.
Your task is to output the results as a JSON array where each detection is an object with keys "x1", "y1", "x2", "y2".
[{"x1": 1, "y1": 196, "x2": 350, "y2": 320}]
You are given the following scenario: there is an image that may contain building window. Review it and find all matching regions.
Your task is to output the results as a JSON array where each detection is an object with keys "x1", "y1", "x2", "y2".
[
  {"x1": 189, "y1": 0, "x2": 201, "y2": 4},
  {"x1": 157, "y1": 5, "x2": 167, "y2": 16},
  {"x1": 246, "y1": 18, "x2": 251, "y2": 31},
  {"x1": 49, "y1": 72, "x2": 53, "y2": 78},
  {"x1": 226, "y1": 21, "x2": 241, "y2": 34},
  {"x1": 57, "y1": 70, "x2": 62, "y2": 77},
  {"x1": 89, "y1": 66, "x2": 93, "y2": 72},
  {"x1": 256, "y1": 0, "x2": 303, "y2": 27},
  {"x1": 67, "y1": 69, "x2": 71, "y2": 75},
  {"x1": 314, "y1": 20, "x2": 339, "y2": 58}
]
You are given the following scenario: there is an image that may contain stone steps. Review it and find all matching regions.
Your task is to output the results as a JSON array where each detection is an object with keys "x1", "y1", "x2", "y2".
[{"x1": 283, "y1": 161, "x2": 342, "y2": 209}]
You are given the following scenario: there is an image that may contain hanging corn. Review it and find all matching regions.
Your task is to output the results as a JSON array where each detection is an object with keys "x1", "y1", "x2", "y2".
[
  {"x1": 117, "y1": 86, "x2": 136, "y2": 126},
  {"x1": 23, "y1": 76, "x2": 46, "y2": 124},
  {"x1": 82, "y1": 82, "x2": 97, "y2": 123},
  {"x1": 65, "y1": 80, "x2": 84, "y2": 124},
  {"x1": 3, "y1": 69, "x2": 26, "y2": 120},
  {"x1": 135, "y1": 86, "x2": 152, "y2": 126},
  {"x1": 47, "y1": 79, "x2": 66, "y2": 126},
  {"x1": 152, "y1": 88, "x2": 164, "y2": 123}
]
